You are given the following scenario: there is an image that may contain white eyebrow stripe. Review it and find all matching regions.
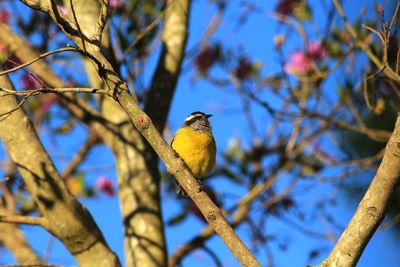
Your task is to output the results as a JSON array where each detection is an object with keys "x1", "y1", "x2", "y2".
[{"x1": 185, "y1": 114, "x2": 201, "y2": 122}]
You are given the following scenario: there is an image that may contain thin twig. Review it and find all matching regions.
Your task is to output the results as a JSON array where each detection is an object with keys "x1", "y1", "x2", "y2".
[
  {"x1": 0, "y1": 87, "x2": 108, "y2": 96},
  {"x1": 69, "y1": 0, "x2": 87, "y2": 52},
  {"x1": 0, "y1": 93, "x2": 32, "y2": 122},
  {"x1": 363, "y1": 65, "x2": 386, "y2": 110},
  {"x1": 332, "y1": 0, "x2": 400, "y2": 82},
  {"x1": 0, "y1": 47, "x2": 78, "y2": 76},
  {"x1": 119, "y1": 10, "x2": 165, "y2": 63},
  {"x1": 389, "y1": 0, "x2": 400, "y2": 30}
]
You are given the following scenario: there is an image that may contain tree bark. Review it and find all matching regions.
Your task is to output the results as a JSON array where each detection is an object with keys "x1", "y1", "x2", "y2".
[
  {"x1": 316, "y1": 114, "x2": 400, "y2": 267},
  {"x1": 0, "y1": 74, "x2": 120, "y2": 267},
  {"x1": 63, "y1": 1, "x2": 171, "y2": 265}
]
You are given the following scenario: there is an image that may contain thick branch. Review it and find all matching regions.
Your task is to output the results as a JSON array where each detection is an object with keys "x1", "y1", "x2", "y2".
[
  {"x1": 144, "y1": 0, "x2": 191, "y2": 131},
  {"x1": 0, "y1": 74, "x2": 120, "y2": 267},
  {"x1": 169, "y1": 124, "x2": 327, "y2": 266},
  {"x1": 115, "y1": 89, "x2": 261, "y2": 267},
  {"x1": 20, "y1": 0, "x2": 258, "y2": 264},
  {"x1": 316, "y1": 113, "x2": 400, "y2": 267}
]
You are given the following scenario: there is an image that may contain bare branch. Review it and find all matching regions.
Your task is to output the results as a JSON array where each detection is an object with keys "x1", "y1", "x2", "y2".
[
  {"x1": 0, "y1": 87, "x2": 108, "y2": 96},
  {"x1": 332, "y1": 0, "x2": 400, "y2": 82},
  {"x1": 316, "y1": 114, "x2": 400, "y2": 266},
  {"x1": 0, "y1": 214, "x2": 47, "y2": 227},
  {"x1": 0, "y1": 47, "x2": 78, "y2": 77},
  {"x1": 0, "y1": 73, "x2": 121, "y2": 266}
]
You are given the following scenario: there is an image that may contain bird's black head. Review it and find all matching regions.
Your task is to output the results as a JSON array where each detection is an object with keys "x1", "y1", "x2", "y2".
[{"x1": 183, "y1": 111, "x2": 213, "y2": 130}]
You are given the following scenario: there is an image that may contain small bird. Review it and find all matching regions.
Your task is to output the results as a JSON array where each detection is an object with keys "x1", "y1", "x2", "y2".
[{"x1": 171, "y1": 111, "x2": 216, "y2": 196}]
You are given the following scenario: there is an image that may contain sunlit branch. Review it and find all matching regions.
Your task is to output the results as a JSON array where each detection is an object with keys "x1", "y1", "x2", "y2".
[
  {"x1": 332, "y1": 0, "x2": 400, "y2": 82},
  {"x1": 316, "y1": 114, "x2": 400, "y2": 266},
  {"x1": 0, "y1": 87, "x2": 108, "y2": 96},
  {"x1": 0, "y1": 47, "x2": 78, "y2": 77},
  {"x1": 0, "y1": 214, "x2": 47, "y2": 227}
]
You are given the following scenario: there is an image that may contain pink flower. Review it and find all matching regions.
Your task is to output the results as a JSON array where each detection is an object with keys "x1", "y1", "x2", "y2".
[
  {"x1": 284, "y1": 40, "x2": 327, "y2": 75},
  {"x1": 0, "y1": 10, "x2": 10, "y2": 24},
  {"x1": 110, "y1": 0, "x2": 125, "y2": 8},
  {"x1": 284, "y1": 51, "x2": 314, "y2": 74},
  {"x1": 95, "y1": 177, "x2": 115, "y2": 196}
]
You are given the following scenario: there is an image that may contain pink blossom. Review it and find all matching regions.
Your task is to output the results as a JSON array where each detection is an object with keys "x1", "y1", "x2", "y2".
[
  {"x1": 110, "y1": 0, "x2": 125, "y2": 8},
  {"x1": 284, "y1": 51, "x2": 314, "y2": 74},
  {"x1": 0, "y1": 10, "x2": 10, "y2": 24},
  {"x1": 95, "y1": 177, "x2": 115, "y2": 196},
  {"x1": 284, "y1": 40, "x2": 327, "y2": 75}
]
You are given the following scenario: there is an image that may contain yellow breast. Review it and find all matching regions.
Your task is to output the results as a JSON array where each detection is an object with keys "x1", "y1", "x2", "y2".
[{"x1": 171, "y1": 127, "x2": 216, "y2": 178}]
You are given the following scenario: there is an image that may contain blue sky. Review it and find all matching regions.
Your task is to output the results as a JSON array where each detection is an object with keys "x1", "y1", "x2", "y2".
[{"x1": 1, "y1": 0, "x2": 400, "y2": 266}]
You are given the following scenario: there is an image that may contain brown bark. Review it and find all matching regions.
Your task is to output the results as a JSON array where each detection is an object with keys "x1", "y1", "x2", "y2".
[
  {"x1": 18, "y1": 0, "x2": 260, "y2": 265},
  {"x1": 64, "y1": 1, "x2": 169, "y2": 265},
  {"x1": 0, "y1": 74, "x2": 120, "y2": 267},
  {"x1": 316, "y1": 114, "x2": 400, "y2": 267},
  {"x1": 115, "y1": 90, "x2": 261, "y2": 267}
]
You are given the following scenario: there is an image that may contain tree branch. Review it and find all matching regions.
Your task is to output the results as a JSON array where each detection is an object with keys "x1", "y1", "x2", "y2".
[
  {"x1": 316, "y1": 113, "x2": 400, "y2": 266},
  {"x1": 0, "y1": 214, "x2": 46, "y2": 227},
  {"x1": 116, "y1": 89, "x2": 261, "y2": 267},
  {"x1": 169, "y1": 124, "x2": 328, "y2": 266},
  {"x1": 0, "y1": 87, "x2": 108, "y2": 96},
  {"x1": 332, "y1": 0, "x2": 400, "y2": 83},
  {"x1": 0, "y1": 73, "x2": 120, "y2": 267},
  {"x1": 0, "y1": 46, "x2": 78, "y2": 76},
  {"x1": 21, "y1": 0, "x2": 259, "y2": 264}
]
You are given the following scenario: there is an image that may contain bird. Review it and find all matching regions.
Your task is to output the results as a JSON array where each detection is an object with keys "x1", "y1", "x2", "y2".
[{"x1": 171, "y1": 111, "x2": 216, "y2": 197}]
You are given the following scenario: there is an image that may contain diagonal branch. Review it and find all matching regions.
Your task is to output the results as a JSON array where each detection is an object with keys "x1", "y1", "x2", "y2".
[
  {"x1": 316, "y1": 113, "x2": 400, "y2": 267},
  {"x1": 169, "y1": 124, "x2": 328, "y2": 266},
  {"x1": 116, "y1": 89, "x2": 261, "y2": 267},
  {"x1": 20, "y1": 0, "x2": 259, "y2": 264}
]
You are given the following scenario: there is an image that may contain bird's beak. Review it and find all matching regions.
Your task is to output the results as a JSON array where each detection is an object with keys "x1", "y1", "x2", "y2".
[{"x1": 206, "y1": 114, "x2": 213, "y2": 118}]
